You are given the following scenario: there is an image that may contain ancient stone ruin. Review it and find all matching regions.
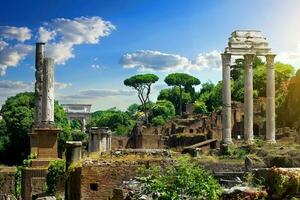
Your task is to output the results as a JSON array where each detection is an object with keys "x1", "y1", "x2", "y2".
[
  {"x1": 22, "y1": 43, "x2": 60, "y2": 200},
  {"x1": 221, "y1": 30, "x2": 276, "y2": 144}
]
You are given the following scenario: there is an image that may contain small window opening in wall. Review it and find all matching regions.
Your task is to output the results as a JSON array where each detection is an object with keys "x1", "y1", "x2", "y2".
[
  {"x1": 90, "y1": 183, "x2": 98, "y2": 191},
  {"x1": 190, "y1": 129, "x2": 194, "y2": 133}
]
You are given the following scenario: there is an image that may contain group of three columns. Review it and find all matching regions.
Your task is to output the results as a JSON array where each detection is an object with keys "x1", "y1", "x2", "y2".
[{"x1": 221, "y1": 53, "x2": 276, "y2": 144}]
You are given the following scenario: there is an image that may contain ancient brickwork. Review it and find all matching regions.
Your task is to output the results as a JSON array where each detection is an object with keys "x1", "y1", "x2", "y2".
[{"x1": 67, "y1": 150, "x2": 169, "y2": 200}]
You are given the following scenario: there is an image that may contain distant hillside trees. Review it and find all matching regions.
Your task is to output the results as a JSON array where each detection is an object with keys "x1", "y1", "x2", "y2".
[{"x1": 87, "y1": 109, "x2": 134, "y2": 136}]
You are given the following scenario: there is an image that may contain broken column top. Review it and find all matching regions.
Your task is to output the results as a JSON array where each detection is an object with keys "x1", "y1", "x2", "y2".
[{"x1": 224, "y1": 30, "x2": 272, "y2": 56}]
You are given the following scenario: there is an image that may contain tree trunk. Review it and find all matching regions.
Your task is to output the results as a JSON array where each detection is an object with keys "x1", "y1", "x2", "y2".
[{"x1": 179, "y1": 86, "x2": 182, "y2": 116}]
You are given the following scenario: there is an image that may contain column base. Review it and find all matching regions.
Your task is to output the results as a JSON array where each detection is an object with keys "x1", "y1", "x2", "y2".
[
  {"x1": 266, "y1": 139, "x2": 276, "y2": 144},
  {"x1": 30, "y1": 127, "x2": 60, "y2": 159}
]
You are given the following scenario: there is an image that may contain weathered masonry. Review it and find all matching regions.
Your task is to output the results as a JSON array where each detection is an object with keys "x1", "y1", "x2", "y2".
[{"x1": 221, "y1": 30, "x2": 276, "y2": 144}]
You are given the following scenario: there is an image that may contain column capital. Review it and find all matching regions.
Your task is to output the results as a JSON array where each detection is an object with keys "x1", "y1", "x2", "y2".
[
  {"x1": 243, "y1": 53, "x2": 255, "y2": 62},
  {"x1": 266, "y1": 53, "x2": 276, "y2": 65},
  {"x1": 221, "y1": 53, "x2": 231, "y2": 65}
]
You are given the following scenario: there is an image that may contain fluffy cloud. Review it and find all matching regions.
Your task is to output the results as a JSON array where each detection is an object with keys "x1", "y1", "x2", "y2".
[
  {"x1": 54, "y1": 81, "x2": 72, "y2": 89},
  {"x1": 191, "y1": 50, "x2": 222, "y2": 71},
  {"x1": 38, "y1": 27, "x2": 56, "y2": 43},
  {"x1": 61, "y1": 89, "x2": 135, "y2": 100},
  {"x1": 0, "y1": 80, "x2": 32, "y2": 90},
  {"x1": 39, "y1": 16, "x2": 116, "y2": 64},
  {"x1": 46, "y1": 43, "x2": 74, "y2": 65},
  {"x1": 0, "y1": 26, "x2": 31, "y2": 42},
  {"x1": 120, "y1": 50, "x2": 222, "y2": 72},
  {"x1": 120, "y1": 50, "x2": 189, "y2": 71},
  {"x1": 0, "y1": 16, "x2": 115, "y2": 75},
  {"x1": 0, "y1": 44, "x2": 33, "y2": 75}
]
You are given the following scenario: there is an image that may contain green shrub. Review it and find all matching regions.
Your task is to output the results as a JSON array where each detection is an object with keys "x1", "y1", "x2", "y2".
[
  {"x1": 222, "y1": 144, "x2": 247, "y2": 159},
  {"x1": 194, "y1": 99, "x2": 208, "y2": 114},
  {"x1": 46, "y1": 160, "x2": 66, "y2": 194},
  {"x1": 151, "y1": 116, "x2": 166, "y2": 126},
  {"x1": 137, "y1": 156, "x2": 222, "y2": 200}
]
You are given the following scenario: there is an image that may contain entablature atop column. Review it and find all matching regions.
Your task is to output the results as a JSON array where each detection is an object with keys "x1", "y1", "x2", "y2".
[{"x1": 224, "y1": 30, "x2": 273, "y2": 56}]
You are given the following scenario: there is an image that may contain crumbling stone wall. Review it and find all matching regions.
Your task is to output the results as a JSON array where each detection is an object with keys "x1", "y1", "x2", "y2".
[
  {"x1": 0, "y1": 167, "x2": 16, "y2": 197},
  {"x1": 67, "y1": 150, "x2": 169, "y2": 200},
  {"x1": 111, "y1": 136, "x2": 129, "y2": 150}
]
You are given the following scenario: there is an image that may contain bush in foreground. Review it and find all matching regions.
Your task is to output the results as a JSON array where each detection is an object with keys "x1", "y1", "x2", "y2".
[{"x1": 137, "y1": 157, "x2": 222, "y2": 200}]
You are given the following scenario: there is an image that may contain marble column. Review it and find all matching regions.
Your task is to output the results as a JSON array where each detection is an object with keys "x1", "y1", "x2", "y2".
[
  {"x1": 42, "y1": 57, "x2": 55, "y2": 124},
  {"x1": 34, "y1": 43, "x2": 45, "y2": 126},
  {"x1": 243, "y1": 53, "x2": 255, "y2": 143},
  {"x1": 221, "y1": 53, "x2": 232, "y2": 144},
  {"x1": 266, "y1": 54, "x2": 276, "y2": 143}
]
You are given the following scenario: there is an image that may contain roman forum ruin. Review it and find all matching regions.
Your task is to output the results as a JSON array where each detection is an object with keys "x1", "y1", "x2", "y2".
[{"x1": 221, "y1": 30, "x2": 276, "y2": 144}]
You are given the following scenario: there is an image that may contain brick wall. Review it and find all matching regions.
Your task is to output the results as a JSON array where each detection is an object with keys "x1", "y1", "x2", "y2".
[{"x1": 77, "y1": 160, "x2": 165, "y2": 200}]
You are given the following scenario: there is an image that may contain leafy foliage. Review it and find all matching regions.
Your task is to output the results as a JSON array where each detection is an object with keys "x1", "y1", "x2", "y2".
[
  {"x1": 88, "y1": 109, "x2": 134, "y2": 136},
  {"x1": 158, "y1": 87, "x2": 192, "y2": 114},
  {"x1": 137, "y1": 157, "x2": 222, "y2": 200},
  {"x1": 221, "y1": 144, "x2": 247, "y2": 159},
  {"x1": 124, "y1": 74, "x2": 159, "y2": 123},
  {"x1": 164, "y1": 73, "x2": 200, "y2": 115},
  {"x1": 46, "y1": 159, "x2": 66, "y2": 194},
  {"x1": 151, "y1": 100, "x2": 175, "y2": 121},
  {"x1": 70, "y1": 119, "x2": 82, "y2": 130},
  {"x1": 278, "y1": 69, "x2": 300, "y2": 128},
  {"x1": 194, "y1": 99, "x2": 208, "y2": 114},
  {"x1": 0, "y1": 92, "x2": 79, "y2": 165},
  {"x1": 151, "y1": 116, "x2": 166, "y2": 126},
  {"x1": 196, "y1": 81, "x2": 222, "y2": 112}
]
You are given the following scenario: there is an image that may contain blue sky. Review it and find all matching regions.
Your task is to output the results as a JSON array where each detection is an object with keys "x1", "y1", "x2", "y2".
[{"x1": 1, "y1": 0, "x2": 300, "y2": 111}]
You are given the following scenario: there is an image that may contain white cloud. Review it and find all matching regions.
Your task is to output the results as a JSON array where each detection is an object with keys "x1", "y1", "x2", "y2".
[
  {"x1": 38, "y1": 27, "x2": 56, "y2": 43},
  {"x1": 0, "y1": 44, "x2": 33, "y2": 76},
  {"x1": 277, "y1": 44, "x2": 300, "y2": 69},
  {"x1": 39, "y1": 16, "x2": 115, "y2": 64},
  {"x1": 120, "y1": 50, "x2": 189, "y2": 71},
  {"x1": 46, "y1": 43, "x2": 74, "y2": 65},
  {"x1": 0, "y1": 16, "x2": 115, "y2": 75},
  {"x1": 0, "y1": 40, "x2": 8, "y2": 51},
  {"x1": 120, "y1": 50, "x2": 222, "y2": 72},
  {"x1": 0, "y1": 80, "x2": 32, "y2": 90},
  {"x1": 191, "y1": 50, "x2": 222, "y2": 71},
  {"x1": 54, "y1": 81, "x2": 72, "y2": 89},
  {"x1": 60, "y1": 89, "x2": 135, "y2": 100},
  {"x1": 0, "y1": 26, "x2": 31, "y2": 42}
]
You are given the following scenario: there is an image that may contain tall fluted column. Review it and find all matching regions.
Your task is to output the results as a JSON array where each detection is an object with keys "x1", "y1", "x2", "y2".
[
  {"x1": 244, "y1": 53, "x2": 255, "y2": 143},
  {"x1": 42, "y1": 57, "x2": 55, "y2": 124},
  {"x1": 34, "y1": 43, "x2": 45, "y2": 126},
  {"x1": 221, "y1": 53, "x2": 232, "y2": 144},
  {"x1": 266, "y1": 54, "x2": 276, "y2": 143}
]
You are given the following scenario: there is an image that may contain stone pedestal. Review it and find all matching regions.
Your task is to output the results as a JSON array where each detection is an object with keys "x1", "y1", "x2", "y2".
[{"x1": 30, "y1": 127, "x2": 60, "y2": 159}]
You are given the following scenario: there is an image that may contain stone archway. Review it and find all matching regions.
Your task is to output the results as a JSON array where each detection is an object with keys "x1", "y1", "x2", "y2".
[{"x1": 61, "y1": 104, "x2": 92, "y2": 132}]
